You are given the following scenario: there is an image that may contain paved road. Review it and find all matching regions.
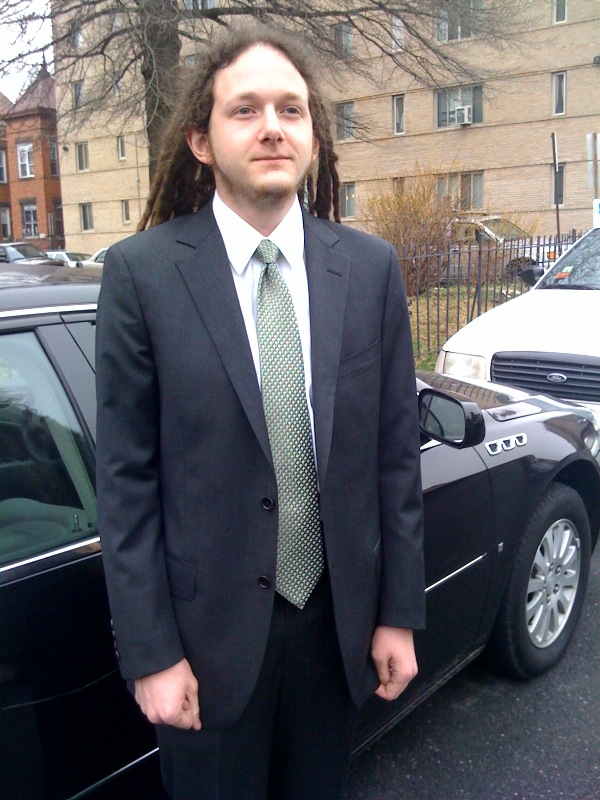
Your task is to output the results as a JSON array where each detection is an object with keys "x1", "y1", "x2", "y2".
[{"x1": 347, "y1": 548, "x2": 600, "y2": 800}]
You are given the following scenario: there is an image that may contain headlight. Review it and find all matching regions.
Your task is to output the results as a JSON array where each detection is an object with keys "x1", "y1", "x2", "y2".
[{"x1": 438, "y1": 351, "x2": 487, "y2": 380}]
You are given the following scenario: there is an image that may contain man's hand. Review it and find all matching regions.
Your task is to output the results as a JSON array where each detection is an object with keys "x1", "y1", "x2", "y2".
[
  {"x1": 371, "y1": 626, "x2": 418, "y2": 701},
  {"x1": 134, "y1": 658, "x2": 201, "y2": 730}
]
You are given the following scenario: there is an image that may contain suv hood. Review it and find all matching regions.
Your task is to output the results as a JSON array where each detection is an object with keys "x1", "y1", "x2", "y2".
[{"x1": 444, "y1": 287, "x2": 598, "y2": 359}]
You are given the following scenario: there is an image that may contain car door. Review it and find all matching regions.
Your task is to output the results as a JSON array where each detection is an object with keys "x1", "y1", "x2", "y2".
[
  {"x1": 0, "y1": 322, "x2": 158, "y2": 800},
  {"x1": 355, "y1": 420, "x2": 495, "y2": 751},
  {"x1": 416, "y1": 436, "x2": 495, "y2": 677}
]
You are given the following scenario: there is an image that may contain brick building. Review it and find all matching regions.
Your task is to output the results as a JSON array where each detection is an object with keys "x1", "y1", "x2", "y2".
[
  {"x1": 1, "y1": 67, "x2": 64, "y2": 249},
  {"x1": 54, "y1": 0, "x2": 599, "y2": 247},
  {"x1": 328, "y1": 0, "x2": 600, "y2": 234}
]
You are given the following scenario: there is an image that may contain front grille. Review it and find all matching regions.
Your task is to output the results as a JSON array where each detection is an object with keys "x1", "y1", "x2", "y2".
[{"x1": 491, "y1": 352, "x2": 600, "y2": 403}]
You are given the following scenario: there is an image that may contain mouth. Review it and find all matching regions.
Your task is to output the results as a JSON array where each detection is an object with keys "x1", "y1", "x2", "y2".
[{"x1": 253, "y1": 155, "x2": 292, "y2": 163}]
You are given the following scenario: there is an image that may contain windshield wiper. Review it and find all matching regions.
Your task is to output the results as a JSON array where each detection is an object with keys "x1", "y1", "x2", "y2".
[{"x1": 539, "y1": 283, "x2": 599, "y2": 290}]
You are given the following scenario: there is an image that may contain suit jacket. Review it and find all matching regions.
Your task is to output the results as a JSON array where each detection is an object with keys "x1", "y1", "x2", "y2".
[{"x1": 96, "y1": 203, "x2": 425, "y2": 729}]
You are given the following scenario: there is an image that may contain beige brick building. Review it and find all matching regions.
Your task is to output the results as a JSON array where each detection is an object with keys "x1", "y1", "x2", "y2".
[
  {"x1": 55, "y1": 0, "x2": 600, "y2": 249},
  {"x1": 328, "y1": 0, "x2": 600, "y2": 235}
]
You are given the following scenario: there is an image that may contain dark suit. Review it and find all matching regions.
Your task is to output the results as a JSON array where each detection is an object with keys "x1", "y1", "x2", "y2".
[{"x1": 96, "y1": 203, "x2": 425, "y2": 738}]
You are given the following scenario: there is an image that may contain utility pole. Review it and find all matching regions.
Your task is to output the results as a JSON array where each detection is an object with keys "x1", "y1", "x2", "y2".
[{"x1": 551, "y1": 132, "x2": 561, "y2": 239}]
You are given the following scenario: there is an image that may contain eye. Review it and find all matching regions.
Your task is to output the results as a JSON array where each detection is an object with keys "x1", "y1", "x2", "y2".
[
  {"x1": 282, "y1": 106, "x2": 302, "y2": 116},
  {"x1": 235, "y1": 106, "x2": 254, "y2": 116}
]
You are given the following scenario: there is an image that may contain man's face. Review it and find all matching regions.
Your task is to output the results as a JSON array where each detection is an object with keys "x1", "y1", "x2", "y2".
[{"x1": 187, "y1": 45, "x2": 318, "y2": 217}]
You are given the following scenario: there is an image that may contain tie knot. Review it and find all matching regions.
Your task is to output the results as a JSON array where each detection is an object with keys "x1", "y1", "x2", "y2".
[{"x1": 255, "y1": 239, "x2": 280, "y2": 268}]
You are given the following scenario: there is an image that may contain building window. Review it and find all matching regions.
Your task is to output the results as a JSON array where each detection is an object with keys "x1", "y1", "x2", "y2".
[
  {"x1": 340, "y1": 183, "x2": 356, "y2": 218},
  {"x1": 17, "y1": 142, "x2": 34, "y2": 178},
  {"x1": 121, "y1": 199, "x2": 131, "y2": 223},
  {"x1": 333, "y1": 22, "x2": 353, "y2": 58},
  {"x1": 553, "y1": 71, "x2": 566, "y2": 115},
  {"x1": 49, "y1": 141, "x2": 59, "y2": 176},
  {"x1": 436, "y1": 85, "x2": 483, "y2": 128},
  {"x1": 184, "y1": 54, "x2": 197, "y2": 67},
  {"x1": 553, "y1": 163, "x2": 565, "y2": 205},
  {"x1": 71, "y1": 22, "x2": 84, "y2": 49},
  {"x1": 53, "y1": 202, "x2": 64, "y2": 238},
  {"x1": 437, "y1": 0, "x2": 482, "y2": 41},
  {"x1": 0, "y1": 150, "x2": 6, "y2": 182},
  {"x1": 80, "y1": 203, "x2": 94, "y2": 231},
  {"x1": 336, "y1": 102, "x2": 355, "y2": 141},
  {"x1": 183, "y1": 0, "x2": 216, "y2": 8},
  {"x1": 391, "y1": 15, "x2": 404, "y2": 51},
  {"x1": 393, "y1": 95, "x2": 405, "y2": 135},
  {"x1": 438, "y1": 171, "x2": 483, "y2": 210},
  {"x1": 117, "y1": 135, "x2": 126, "y2": 160},
  {"x1": 72, "y1": 80, "x2": 84, "y2": 109},
  {"x1": 112, "y1": 13, "x2": 123, "y2": 31},
  {"x1": 76, "y1": 142, "x2": 89, "y2": 172},
  {"x1": 553, "y1": 0, "x2": 566, "y2": 23},
  {"x1": 22, "y1": 203, "x2": 38, "y2": 237},
  {"x1": 1, "y1": 207, "x2": 10, "y2": 239}
]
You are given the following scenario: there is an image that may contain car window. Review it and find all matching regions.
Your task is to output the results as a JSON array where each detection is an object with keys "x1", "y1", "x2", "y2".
[
  {"x1": 484, "y1": 219, "x2": 528, "y2": 240},
  {"x1": 538, "y1": 229, "x2": 600, "y2": 288},
  {"x1": 0, "y1": 332, "x2": 97, "y2": 567}
]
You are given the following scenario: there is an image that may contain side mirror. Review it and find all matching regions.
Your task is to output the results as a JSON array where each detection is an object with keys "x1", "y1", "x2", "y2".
[
  {"x1": 518, "y1": 265, "x2": 544, "y2": 286},
  {"x1": 75, "y1": 261, "x2": 83, "y2": 268},
  {"x1": 0, "y1": 255, "x2": 8, "y2": 263},
  {"x1": 418, "y1": 388, "x2": 485, "y2": 449}
]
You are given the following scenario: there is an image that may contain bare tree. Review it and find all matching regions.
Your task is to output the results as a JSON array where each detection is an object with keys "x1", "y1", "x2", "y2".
[{"x1": 0, "y1": 0, "x2": 530, "y2": 176}]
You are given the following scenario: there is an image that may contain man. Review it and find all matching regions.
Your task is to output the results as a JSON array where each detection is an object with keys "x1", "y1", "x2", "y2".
[{"x1": 96, "y1": 25, "x2": 425, "y2": 800}]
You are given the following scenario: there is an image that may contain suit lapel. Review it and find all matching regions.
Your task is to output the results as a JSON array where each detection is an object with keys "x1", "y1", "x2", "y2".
[
  {"x1": 173, "y1": 208, "x2": 273, "y2": 467},
  {"x1": 304, "y1": 214, "x2": 351, "y2": 485}
]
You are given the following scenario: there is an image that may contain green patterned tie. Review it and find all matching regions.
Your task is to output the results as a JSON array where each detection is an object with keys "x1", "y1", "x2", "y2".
[{"x1": 255, "y1": 239, "x2": 324, "y2": 609}]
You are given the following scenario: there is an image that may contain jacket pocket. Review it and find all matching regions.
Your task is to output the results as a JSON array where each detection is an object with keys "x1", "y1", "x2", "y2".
[
  {"x1": 338, "y1": 340, "x2": 381, "y2": 380},
  {"x1": 165, "y1": 553, "x2": 197, "y2": 601}
]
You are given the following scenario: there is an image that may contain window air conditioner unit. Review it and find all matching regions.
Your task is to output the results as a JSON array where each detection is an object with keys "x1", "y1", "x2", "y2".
[{"x1": 455, "y1": 105, "x2": 472, "y2": 125}]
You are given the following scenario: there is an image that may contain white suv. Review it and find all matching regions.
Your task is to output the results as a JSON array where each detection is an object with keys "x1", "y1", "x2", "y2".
[{"x1": 437, "y1": 226, "x2": 600, "y2": 417}]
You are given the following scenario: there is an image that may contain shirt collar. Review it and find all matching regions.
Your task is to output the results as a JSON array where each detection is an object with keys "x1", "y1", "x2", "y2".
[{"x1": 212, "y1": 191, "x2": 305, "y2": 275}]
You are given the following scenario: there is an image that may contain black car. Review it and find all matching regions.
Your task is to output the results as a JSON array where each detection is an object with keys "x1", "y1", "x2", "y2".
[
  {"x1": 1, "y1": 265, "x2": 599, "y2": 800},
  {"x1": 0, "y1": 242, "x2": 59, "y2": 268}
]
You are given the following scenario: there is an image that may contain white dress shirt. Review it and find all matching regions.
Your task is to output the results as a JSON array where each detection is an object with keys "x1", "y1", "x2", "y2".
[{"x1": 211, "y1": 192, "x2": 315, "y2": 443}]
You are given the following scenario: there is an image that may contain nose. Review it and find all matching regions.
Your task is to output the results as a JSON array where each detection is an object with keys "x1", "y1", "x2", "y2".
[{"x1": 260, "y1": 106, "x2": 284, "y2": 142}]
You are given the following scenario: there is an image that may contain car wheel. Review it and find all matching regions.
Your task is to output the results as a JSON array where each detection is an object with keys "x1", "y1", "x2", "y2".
[{"x1": 483, "y1": 483, "x2": 591, "y2": 679}]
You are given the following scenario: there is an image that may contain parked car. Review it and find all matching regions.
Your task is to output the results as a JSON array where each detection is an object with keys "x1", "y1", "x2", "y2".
[
  {"x1": 448, "y1": 215, "x2": 571, "y2": 280},
  {"x1": 75, "y1": 247, "x2": 108, "y2": 268},
  {"x1": 44, "y1": 249, "x2": 92, "y2": 268},
  {"x1": 451, "y1": 216, "x2": 571, "y2": 271},
  {"x1": 437, "y1": 226, "x2": 600, "y2": 418},
  {"x1": 1, "y1": 264, "x2": 599, "y2": 799},
  {"x1": 0, "y1": 242, "x2": 57, "y2": 267}
]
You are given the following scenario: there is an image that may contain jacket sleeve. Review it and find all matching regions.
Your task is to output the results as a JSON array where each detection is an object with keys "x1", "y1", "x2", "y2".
[
  {"x1": 377, "y1": 244, "x2": 426, "y2": 630},
  {"x1": 96, "y1": 245, "x2": 185, "y2": 680}
]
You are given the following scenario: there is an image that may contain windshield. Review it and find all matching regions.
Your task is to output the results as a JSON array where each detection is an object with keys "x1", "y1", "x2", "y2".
[
  {"x1": 484, "y1": 219, "x2": 529, "y2": 240},
  {"x1": 538, "y1": 229, "x2": 600, "y2": 289},
  {"x1": 8, "y1": 243, "x2": 44, "y2": 259}
]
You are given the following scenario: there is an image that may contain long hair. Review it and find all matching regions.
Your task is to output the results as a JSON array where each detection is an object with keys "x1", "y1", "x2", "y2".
[{"x1": 138, "y1": 26, "x2": 340, "y2": 230}]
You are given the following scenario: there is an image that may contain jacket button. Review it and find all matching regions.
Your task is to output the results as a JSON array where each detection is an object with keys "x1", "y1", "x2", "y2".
[
  {"x1": 258, "y1": 576, "x2": 272, "y2": 589},
  {"x1": 261, "y1": 497, "x2": 275, "y2": 511}
]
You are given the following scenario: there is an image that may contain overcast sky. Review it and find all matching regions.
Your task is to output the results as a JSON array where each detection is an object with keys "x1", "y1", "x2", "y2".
[{"x1": 0, "y1": 5, "x2": 51, "y2": 103}]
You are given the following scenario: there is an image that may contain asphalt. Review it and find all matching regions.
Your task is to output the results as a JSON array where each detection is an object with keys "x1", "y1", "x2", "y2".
[{"x1": 347, "y1": 548, "x2": 600, "y2": 800}]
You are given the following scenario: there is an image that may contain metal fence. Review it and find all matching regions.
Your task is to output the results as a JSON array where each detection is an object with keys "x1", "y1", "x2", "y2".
[{"x1": 400, "y1": 229, "x2": 584, "y2": 359}]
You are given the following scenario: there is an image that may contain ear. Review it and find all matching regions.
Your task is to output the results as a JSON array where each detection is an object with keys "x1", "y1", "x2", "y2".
[
  {"x1": 311, "y1": 134, "x2": 319, "y2": 164},
  {"x1": 186, "y1": 127, "x2": 214, "y2": 166}
]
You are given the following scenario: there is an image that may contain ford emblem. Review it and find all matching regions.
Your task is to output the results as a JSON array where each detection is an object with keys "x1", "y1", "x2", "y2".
[{"x1": 546, "y1": 372, "x2": 567, "y2": 383}]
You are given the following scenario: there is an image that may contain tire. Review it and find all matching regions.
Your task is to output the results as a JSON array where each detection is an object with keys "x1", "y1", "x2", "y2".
[{"x1": 483, "y1": 483, "x2": 591, "y2": 679}]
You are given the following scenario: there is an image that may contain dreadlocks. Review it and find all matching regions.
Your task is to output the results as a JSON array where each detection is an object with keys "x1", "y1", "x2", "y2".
[{"x1": 138, "y1": 25, "x2": 340, "y2": 231}]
